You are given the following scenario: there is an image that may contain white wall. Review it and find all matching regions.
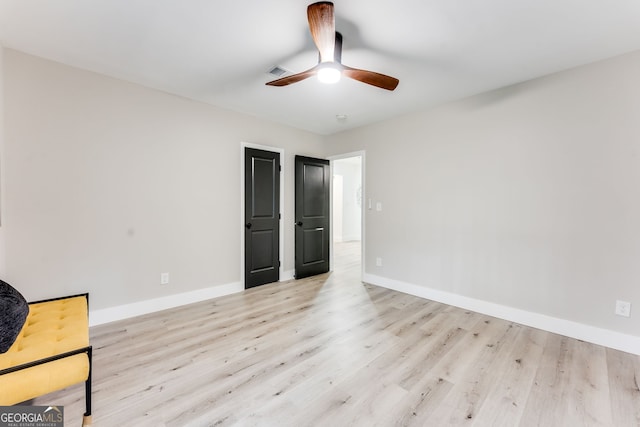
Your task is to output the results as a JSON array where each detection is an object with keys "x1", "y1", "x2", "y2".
[
  {"x1": 332, "y1": 175, "x2": 344, "y2": 241},
  {"x1": 2, "y1": 48, "x2": 324, "y2": 311},
  {"x1": 325, "y1": 50, "x2": 640, "y2": 341}
]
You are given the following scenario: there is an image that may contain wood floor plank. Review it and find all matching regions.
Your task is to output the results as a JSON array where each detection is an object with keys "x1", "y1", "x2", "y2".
[
  {"x1": 606, "y1": 346, "x2": 640, "y2": 427},
  {"x1": 520, "y1": 334, "x2": 573, "y2": 426},
  {"x1": 564, "y1": 340, "x2": 613, "y2": 426},
  {"x1": 422, "y1": 320, "x2": 522, "y2": 425},
  {"x1": 30, "y1": 241, "x2": 640, "y2": 426},
  {"x1": 472, "y1": 326, "x2": 547, "y2": 426}
]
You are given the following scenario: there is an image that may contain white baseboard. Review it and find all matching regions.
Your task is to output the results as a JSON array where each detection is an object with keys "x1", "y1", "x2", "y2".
[
  {"x1": 281, "y1": 270, "x2": 295, "y2": 282},
  {"x1": 90, "y1": 273, "x2": 298, "y2": 327},
  {"x1": 89, "y1": 281, "x2": 243, "y2": 327},
  {"x1": 363, "y1": 273, "x2": 640, "y2": 356}
]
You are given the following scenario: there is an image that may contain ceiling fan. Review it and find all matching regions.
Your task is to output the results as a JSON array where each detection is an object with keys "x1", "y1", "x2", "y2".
[{"x1": 266, "y1": 1, "x2": 399, "y2": 91}]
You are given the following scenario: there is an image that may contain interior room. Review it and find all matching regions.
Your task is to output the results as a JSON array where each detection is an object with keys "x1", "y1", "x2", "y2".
[{"x1": 1, "y1": 1, "x2": 640, "y2": 425}]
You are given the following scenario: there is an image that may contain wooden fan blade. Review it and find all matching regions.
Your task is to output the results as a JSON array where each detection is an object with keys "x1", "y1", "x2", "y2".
[
  {"x1": 265, "y1": 66, "x2": 319, "y2": 87},
  {"x1": 341, "y1": 65, "x2": 399, "y2": 91},
  {"x1": 307, "y1": 2, "x2": 335, "y2": 63}
]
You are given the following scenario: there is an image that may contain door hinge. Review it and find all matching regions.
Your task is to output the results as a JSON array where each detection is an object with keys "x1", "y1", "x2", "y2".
[
  {"x1": 279, "y1": 165, "x2": 282, "y2": 172},
  {"x1": 279, "y1": 213, "x2": 281, "y2": 220},
  {"x1": 279, "y1": 261, "x2": 281, "y2": 267}
]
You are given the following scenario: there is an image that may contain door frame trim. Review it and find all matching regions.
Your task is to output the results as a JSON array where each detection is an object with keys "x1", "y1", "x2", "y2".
[
  {"x1": 328, "y1": 150, "x2": 365, "y2": 280},
  {"x1": 240, "y1": 142, "x2": 285, "y2": 289}
]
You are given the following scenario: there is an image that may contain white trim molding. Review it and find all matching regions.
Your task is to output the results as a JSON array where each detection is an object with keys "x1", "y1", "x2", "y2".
[
  {"x1": 281, "y1": 269, "x2": 294, "y2": 282},
  {"x1": 363, "y1": 273, "x2": 640, "y2": 356},
  {"x1": 89, "y1": 281, "x2": 242, "y2": 326}
]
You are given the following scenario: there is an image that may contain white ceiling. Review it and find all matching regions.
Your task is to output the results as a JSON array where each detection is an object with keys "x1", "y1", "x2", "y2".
[{"x1": 2, "y1": 1, "x2": 640, "y2": 135}]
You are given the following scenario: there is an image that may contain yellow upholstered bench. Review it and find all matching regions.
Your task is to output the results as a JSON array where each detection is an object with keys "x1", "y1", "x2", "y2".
[{"x1": 0, "y1": 293, "x2": 93, "y2": 426}]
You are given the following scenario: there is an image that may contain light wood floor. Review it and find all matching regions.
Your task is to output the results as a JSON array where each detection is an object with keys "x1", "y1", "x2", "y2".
[{"x1": 35, "y1": 241, "x2": 640, "y2": 426}]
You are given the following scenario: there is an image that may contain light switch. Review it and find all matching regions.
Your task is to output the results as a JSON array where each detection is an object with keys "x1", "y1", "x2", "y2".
[{"x1": 376, "y1": 202, "x2": 382, "y2": 212}]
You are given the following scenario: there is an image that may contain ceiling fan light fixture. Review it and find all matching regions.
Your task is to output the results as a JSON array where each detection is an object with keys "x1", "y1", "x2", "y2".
[
  {"x1": 317, "y1": 64, "x2": 341, "y2": 84},
  {"x1": 265, "y1": 2, "x2": 398, "y2": 91}
]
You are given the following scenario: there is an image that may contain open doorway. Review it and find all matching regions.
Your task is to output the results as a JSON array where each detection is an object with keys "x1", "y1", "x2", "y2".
[{"x1": 330, "y1": 152, "x2": 364, "y2": 276}]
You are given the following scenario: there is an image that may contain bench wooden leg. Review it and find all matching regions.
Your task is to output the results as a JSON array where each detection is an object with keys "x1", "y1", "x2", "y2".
[{"x1": 83, "y1": 346, "x2": 93, "y2": 426}]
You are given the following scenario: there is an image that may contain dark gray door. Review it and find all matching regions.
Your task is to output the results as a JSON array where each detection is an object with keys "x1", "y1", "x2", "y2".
[
  {"x1": 295, "y1": 155, "x2": 330, "y2": 279},
  {"x1": 245, "y1": 148, "x2": 280, "y2": 288}
]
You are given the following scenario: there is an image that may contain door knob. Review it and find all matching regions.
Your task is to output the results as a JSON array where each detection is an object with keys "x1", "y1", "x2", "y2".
[
  {"x1": 296, "y1": 221, "x2": 303, "y2": 226},
  {"x1": 245, "y1": 223, "x2": 252, "y2": 229}
]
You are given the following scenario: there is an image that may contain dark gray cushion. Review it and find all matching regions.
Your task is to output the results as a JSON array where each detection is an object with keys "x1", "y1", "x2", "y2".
[{"x1": 0, "y1": 280, "x2": 30, "y2": 353}]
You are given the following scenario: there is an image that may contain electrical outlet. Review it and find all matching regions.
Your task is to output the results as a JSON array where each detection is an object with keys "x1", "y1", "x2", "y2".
[
  {"x1": 615, "y1": 300, "x2": 631, "y2": 317},
  {"x1": 160, "y1": 273, "x2": 170, "y2": 285},
  {"x1": 376, "y1": 257, "x2": 383, "y2": 267}
]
